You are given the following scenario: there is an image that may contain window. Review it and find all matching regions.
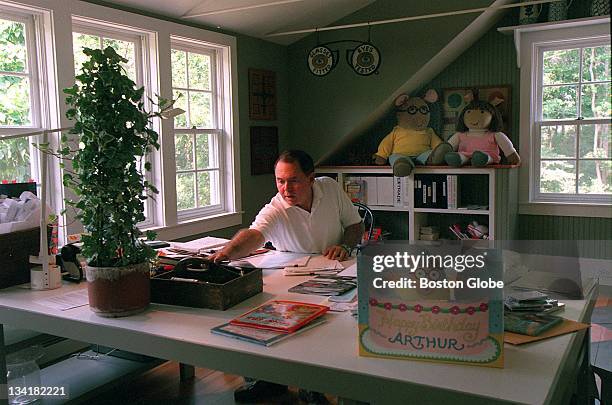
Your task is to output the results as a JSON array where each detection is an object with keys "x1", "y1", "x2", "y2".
[
  {"x1": 1, "y1": 0, "x2": 240, "y2": 240},
  {"x1": 518, "y1": 20, "x2": 611, "y2": 215},
  {"x1": 72, "y1": 21, "x2": 143, "y2": 85},
  {"x1": 171, "y1": 39, "x2": 225, "y2": 221},
  {"x1": 71, "y1": 19, "x2": 156, "y2": 227},
  {"x1": 536, "y1": 42, "x2": 611, "y2": 200},
  {"x1": 0, "y1": 11, "x2": 41, "y2": 183}
]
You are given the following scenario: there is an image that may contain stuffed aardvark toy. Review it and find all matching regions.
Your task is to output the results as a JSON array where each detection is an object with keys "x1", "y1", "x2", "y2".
[{"x1": 373, "y1": 89, "x2": 452, "y2": 176}]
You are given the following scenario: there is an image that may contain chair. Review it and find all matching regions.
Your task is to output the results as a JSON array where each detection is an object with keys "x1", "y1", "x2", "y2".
[{"x1": 352, "y1": 201, "x2": 374, "y2": 246}]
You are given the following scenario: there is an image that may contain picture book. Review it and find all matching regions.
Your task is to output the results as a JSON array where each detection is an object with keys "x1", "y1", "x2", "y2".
[
  {"x1": 211, "y1": 318, "x2": 326, "y2": 346},
  {"x1": 504, "y1": 313, "x2": 563, "y2": 336},
  {"x1": 230, "y1": 300, "x2": 329, "y2": 333}
]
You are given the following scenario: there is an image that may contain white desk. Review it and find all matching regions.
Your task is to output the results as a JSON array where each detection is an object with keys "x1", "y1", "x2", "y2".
[{"x1": 0, "y1": 270, "x2": 597, "y2": 405}]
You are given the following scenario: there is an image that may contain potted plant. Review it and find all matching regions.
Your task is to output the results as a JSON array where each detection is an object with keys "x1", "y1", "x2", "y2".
[{"x1": 58, "y1": 47, "x2": 177, "y2": 317}]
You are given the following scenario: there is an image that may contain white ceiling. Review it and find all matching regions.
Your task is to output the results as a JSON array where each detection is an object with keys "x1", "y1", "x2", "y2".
[{"x1": 98, "y1": 0, "x2": 375, "y2": 45}]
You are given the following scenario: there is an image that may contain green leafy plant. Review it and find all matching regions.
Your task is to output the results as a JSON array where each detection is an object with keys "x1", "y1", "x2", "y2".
[{"x1": 60, "y1": 46, "x2": 168, "y2": 267}]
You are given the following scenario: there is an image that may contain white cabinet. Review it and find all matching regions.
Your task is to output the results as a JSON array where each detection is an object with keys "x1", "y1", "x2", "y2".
[{"x1": 316, "y1": 165, "x2": 519, "y2": 241}]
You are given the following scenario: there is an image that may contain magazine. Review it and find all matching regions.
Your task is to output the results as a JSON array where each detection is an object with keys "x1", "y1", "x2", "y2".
[
  {"x1": 288, "y1": 276, "x2": 357, "y2": 296},
  {"x1": 504, "y1": 313, "x2": 564, "y2": 336},
  {"x1": 230, "y1": 300, "x2": 329, "y2": 333},
  {"x1": 211, "y1": 318, "x2": 326, "y2": 346}
]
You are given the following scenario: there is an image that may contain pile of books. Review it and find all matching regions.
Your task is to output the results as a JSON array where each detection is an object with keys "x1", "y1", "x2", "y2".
[
  {"x1": 504, "y1": 290, "x2": 565, "y2": 314},
  {"x1": 504, "y1": 312, "x2": 564, "y2": 336},
  {"x1": 419, "y1": 226, "x2": 439, "y2": 241},
  {"x1": 288, "y1": 275, "x2": 357, "y2": 296},
  {"x1": 211, "y1": 300, "x2": 328, "y2": 346}
]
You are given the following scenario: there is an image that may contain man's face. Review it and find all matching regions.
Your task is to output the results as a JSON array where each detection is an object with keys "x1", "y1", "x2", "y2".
[{"x1": 275, "y1": 161, "x2": 314, "y2": 209}]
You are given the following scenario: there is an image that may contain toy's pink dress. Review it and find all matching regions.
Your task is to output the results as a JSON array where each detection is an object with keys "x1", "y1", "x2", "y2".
[{"x1": 456, "y1": 132, "x2": 501, "y2": 163}]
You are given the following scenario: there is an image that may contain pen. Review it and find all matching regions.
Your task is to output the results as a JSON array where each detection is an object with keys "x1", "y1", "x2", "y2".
[{"x1": 170, "y1": 277, "x2": 200, "y2": 283}]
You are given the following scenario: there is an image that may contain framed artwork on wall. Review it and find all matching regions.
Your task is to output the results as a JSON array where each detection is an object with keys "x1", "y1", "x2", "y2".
[
  {"x1": 441, "y1": 86, "x2": 512, "y2": 140},
  {"x1": 249, "y1": 69, "x2": 276, "y2": 121},
  {"x1": 250, "y1": 126, "x2": 278, "y2": 175}
]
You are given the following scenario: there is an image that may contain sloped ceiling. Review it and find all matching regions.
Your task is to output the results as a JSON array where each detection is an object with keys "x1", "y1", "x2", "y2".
[
  {"x1": 284, "y1": 0, "x2": 514, "y2": 164},
  {"x1": 86, "y1": 0, "x2": 375, "y2": 45}
]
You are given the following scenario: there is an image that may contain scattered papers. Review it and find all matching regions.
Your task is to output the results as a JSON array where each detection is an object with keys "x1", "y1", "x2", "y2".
[
  {"x1": 233, "y1": 251, "x2": 311, "y2": 269},
  {"x1": 170, "y1": 236, "x2": 229, "y2": 255},
  {"x1": 283, "y1": 256, "x2": 344, "y2": 276},
  {"x1": 35, "y1": 289, "x2": 89, "y2": 311},
  {"x1": 337, "y1": 263, "x2": 357, "y2": 277},
  {"x1": 328, "y1": 301, "x2": 358, "y2": 313}
]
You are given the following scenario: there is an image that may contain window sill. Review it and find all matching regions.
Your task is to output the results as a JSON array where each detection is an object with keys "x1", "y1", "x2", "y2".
[
  {"x1": 144, "y1": 211, "x2": 243, "y2": 241},
  {"x1": 519, "y1": 202, "x2": 612, "y2": 218}
]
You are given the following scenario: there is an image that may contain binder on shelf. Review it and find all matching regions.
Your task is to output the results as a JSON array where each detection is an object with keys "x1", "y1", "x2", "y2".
[
  {"x1": 362, "y1": 177, "x2": 379, "y2": 206},
  {"x1": 393, "y1": 176, "x2": 410, "y2": 208},
  {"x1": 377, "y1": 177, "x2": 394, "y2": 206},
  {"x1": 447, "y1": 175, "x2": 459, "y2": 209},
  {"x1": 414, "y1": 174, "x2": 448, "y2": 209}
]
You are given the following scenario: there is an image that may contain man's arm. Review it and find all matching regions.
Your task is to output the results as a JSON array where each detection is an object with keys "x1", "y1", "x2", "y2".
[
  {"x1": 322, "y1": 221, "x2": 364, "y2": 261},
  {"x1": 207, "y1": 228, "x2": 265, "y2": 263}
]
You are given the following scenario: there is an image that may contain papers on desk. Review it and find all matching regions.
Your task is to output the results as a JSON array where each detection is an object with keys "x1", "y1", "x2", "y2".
[
  {"x1": 283, "y1": 256, "x2": 344, "y2": 276},
  {"x1": 35, "y1": 289, "x2": 89, "y2": 311},
  {"x1": 170, "y1": 236, "x2": 229, "y2": 255},
  {"x1": 230, "y1": 251, "x2": 311, "y2": 269},
  {"x1": 337, "y1": 263, "x2": 357, "y2": 277}
]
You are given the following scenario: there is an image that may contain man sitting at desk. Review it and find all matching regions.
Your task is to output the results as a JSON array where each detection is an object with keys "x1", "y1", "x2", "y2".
[
  {"x1": 209, "y1": 149, "x2": 363, "y2": 263},
  {"x1": 208, "y1": 149, "x2": 363, "y2": 402}
]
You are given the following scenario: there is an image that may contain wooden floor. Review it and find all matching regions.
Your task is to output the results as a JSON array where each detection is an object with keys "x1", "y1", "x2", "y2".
[{"x1": 86, "y1": 361, "x2": 338, "y2": 405}]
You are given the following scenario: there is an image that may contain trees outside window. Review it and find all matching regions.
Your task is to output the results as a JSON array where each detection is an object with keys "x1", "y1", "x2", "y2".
[
  {"x1": 171, "y1": 40, "x2": 223, "y2": 219},
  {"x1": 0, "y1": 13, "x2": 39, "y2": 182},
  {"x1": 538, "y1": 43, "x2": 611, "y2": 197}
]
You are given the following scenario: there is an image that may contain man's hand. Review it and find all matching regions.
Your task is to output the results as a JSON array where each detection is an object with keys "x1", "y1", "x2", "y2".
[
  {"x1": 323, "y1": 245, "x2": 350, "y2": 261},
  {"x1": 206, "y1": 250, "x2": 230, "y2": 264}
]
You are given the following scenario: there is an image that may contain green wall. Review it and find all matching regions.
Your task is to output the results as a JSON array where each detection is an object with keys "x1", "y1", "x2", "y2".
[
  {"x1": 422, "y1": 14, "x2": 611, "y2": 256},
  {"x1": 211, "y1": 35, "x2": 289, "y2": 239},
  {"x1": 286, "y1": 0, "x2": 495, "y2": 162}
]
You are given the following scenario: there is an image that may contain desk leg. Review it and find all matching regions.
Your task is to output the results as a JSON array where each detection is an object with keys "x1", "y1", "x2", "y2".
[
  {"x1": 0, "y1": 324, "x2": 7, "y2": 405},
  {"x1": 577, "y1": 327, "x2": 595, "y2": 405},
  {"x1": 179, "y1": 363, "x2": 195, "y2": 381}
]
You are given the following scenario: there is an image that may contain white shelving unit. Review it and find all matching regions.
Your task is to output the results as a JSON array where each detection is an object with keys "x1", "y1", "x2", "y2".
[{"x1": 316, "y1": 165, "x2": 520, "y2": 241}]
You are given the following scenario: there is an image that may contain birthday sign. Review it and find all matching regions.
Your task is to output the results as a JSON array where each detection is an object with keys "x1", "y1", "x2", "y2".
[{"x1": 358, "y1": 241, "x2": 504, "y2": 368}]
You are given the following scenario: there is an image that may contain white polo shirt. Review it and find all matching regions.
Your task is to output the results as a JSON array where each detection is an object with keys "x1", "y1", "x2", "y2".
[{"x1": 250, "y1": 177, "x2": 362, "y2": 253}]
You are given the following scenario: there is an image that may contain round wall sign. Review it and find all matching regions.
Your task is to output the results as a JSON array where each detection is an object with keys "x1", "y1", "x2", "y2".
[
  {"x1": 307, "y1": 45, "x2": 336, "y2": 76},
  {"x1": 349, "y1": 42, "x2": 380, "y2": 76}
]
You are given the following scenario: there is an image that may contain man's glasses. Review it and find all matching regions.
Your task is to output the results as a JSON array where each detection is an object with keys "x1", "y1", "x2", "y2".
[{"x1": 398, "y1": 105, "x2": 430, "y2": 115}]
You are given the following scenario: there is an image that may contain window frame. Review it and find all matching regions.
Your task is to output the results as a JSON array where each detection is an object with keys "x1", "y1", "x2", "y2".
[
  {"x1": 1, "y1": 0, "x2": 242, "y2": 241},
  {"x1": 70, "y1": 17, "x2": 158, "y2": 228},
  {"x1": 0, "y1": 7, "x2": 50, "y2": 198},
  {"x1": 517, "y1": 18, "x2": 612, "y2": 217},
  {"x1": 170, "y1": 37, "x2": 234, "y2": 223}
]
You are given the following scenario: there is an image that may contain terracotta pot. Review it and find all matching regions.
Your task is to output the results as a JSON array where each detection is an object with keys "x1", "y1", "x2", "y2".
[{"x1": 85, "y1": 262, "x2": 150, "y2": 317}]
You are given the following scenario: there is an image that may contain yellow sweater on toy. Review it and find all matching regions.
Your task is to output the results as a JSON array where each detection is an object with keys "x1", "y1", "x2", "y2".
[{"x1": 375, "y1": 126, "x2": 443, "y2": 159}]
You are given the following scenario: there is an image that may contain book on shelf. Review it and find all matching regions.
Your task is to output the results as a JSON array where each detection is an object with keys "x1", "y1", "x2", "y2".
[
  {"x1": 229, "y1": 300, "x2": 329, "y2": 333},
  {"x1": 211, "y1": 318, "x2": 326, "y2": 346},
  {"x1": 344, "y1": 178, "x2": 366, "y2": 203},
  {"x1": 504, "y1": 313, "x2": 564, "y2": 336}
]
